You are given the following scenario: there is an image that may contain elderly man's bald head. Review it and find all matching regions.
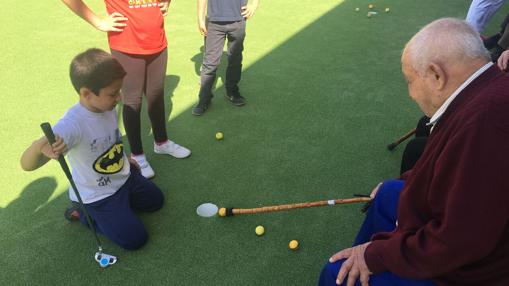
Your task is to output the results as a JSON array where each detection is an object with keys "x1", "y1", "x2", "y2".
[
  {"x1": 401, "y1": 18, "x2": 491, "y2": 117},
  {"x1": 404, "y1": 18, "x2": 490, "y2": 74}
]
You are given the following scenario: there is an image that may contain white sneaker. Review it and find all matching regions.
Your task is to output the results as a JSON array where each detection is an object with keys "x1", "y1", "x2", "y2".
[
  {"x1": 130, "y1": 154, "x2": 155, "y2": 179},
  {"x1": 154, "y1": 140, "x2": 191, "y2": 159}
]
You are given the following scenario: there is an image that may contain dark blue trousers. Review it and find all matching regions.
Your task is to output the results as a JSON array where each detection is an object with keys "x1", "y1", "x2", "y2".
[
  {"x1": 318, "y1": 180, "x2": 436, "y2": 286},
  {"x1": 78, "y1": 168, "x2": 164, "y2": 250}
]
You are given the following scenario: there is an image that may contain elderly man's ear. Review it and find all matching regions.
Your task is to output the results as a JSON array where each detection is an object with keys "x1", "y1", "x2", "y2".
[{"x1": 426, "y1": 63, "x2": 447, "y2": 91}]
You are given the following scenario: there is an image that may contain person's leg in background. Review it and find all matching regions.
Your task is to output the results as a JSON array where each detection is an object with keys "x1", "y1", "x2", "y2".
[
  {"x1": 194, "y1": 21, "x2": 227, "y2": 115},
  {"x1": 146, "y1": 49, "x2": 191, "y2": 159},
  {"x1": 225, "y1": 20, "x2": 246, "y2": 105},
  {"x1": 144, "y1": 49, "x2": 168, "y2": 145},
  {"x1": 111, "y1": 50, "x2": 146, "y2": 156},
  {"x1": 466, "y1": 0, "x2": 507, "y2": 33},
  {"x1": 111, "y1": 50, "x2": 157, "y2": 179}
]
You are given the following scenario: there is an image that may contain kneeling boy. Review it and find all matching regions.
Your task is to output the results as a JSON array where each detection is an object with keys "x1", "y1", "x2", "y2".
[{"x1": 20, "y1": 48, "x2": 164, "y2": 250}]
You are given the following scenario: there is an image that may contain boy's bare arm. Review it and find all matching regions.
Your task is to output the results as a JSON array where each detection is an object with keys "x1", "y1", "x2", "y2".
[
  {"x1": 61, "y1": 0, "x2": 127, "y2": 32},
  {"x1": 20, "y1": 136, "x2": 66, "y2": 171},
  {"x1": 241, "y1": 0, "x2": 259, "y2": 19},
  {"x1": 197, "y1": 0, "x2": 208, "y2": 36}
]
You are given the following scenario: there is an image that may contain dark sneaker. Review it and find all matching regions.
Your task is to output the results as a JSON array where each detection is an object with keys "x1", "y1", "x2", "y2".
[
  {"x1": 192, "y1": 101, "x2": 211, "y2": 116},
  {"x1": 225, "y1": 93, "x2": 246, "y2": 106},
  {"x1": 64, "y1": 203, "x2": 81, "y2": 222}
]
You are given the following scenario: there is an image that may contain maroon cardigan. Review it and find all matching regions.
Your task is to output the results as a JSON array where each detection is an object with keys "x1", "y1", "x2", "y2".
[{"x1": 365, "y1": 65, "x2": 509, "y2": 286}]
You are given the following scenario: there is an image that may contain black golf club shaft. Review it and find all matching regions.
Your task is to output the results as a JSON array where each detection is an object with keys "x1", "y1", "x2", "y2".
[{"x1": 40, "y1": 122, "x2": 103, "y2": 252}]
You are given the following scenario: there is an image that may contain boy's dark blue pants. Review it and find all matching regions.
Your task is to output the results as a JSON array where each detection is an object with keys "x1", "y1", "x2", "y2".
[
  {"x1": 318, "y1": 180, "x2": 436, "y2": 286},
  {"x1": 78, "y1": 168, "x2": 164, "y2": 250}
]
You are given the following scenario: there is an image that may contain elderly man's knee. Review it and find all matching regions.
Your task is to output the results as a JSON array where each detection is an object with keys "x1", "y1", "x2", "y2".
[
  {"x1": 374, "y1": 180, "x2": 404, "y2": 204},
  {"x1": 319, "y1": 260, "x2": 344, "y2": 286}
]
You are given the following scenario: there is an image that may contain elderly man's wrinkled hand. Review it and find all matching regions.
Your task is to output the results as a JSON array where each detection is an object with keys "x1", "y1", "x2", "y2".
[
  {"x1": 329, "y1": 242, "x2": 372, "y2": 286},
  {"x1": 497, "y1": 50, "x2": 509, "y2": 71}
]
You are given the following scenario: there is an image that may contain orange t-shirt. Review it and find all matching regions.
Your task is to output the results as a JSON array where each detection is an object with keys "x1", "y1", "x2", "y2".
[{"x1": 105, "y1": 0, "x2": 167, "y2": 55}]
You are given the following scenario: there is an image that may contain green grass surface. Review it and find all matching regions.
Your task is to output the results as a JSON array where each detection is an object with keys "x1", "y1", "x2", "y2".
[{"x1": 1, "y1": 0, "x2": 507, "y2": 284}]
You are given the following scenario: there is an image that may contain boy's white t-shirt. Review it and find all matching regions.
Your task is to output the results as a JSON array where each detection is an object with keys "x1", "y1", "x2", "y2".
[{"x1": 53, "y1": 103, "x2": 130, "y2": 204}]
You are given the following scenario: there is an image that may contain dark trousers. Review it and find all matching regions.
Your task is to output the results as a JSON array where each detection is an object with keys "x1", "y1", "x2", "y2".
[
  {"x1": 318, "y1": 180, "x2": 436, "y2": 286},
  {"x1": 400, "y1": 116, "x2": 430, "y2": 175},
  {"x1": 111, "y1": 49, "x2": 168, "y2": 155},
  {"x1": 78, "y1": 168, "x2": 164, "y2": 250},
  {"x1": 198, "y1": 20, "x2": 246, "y2": 102}
]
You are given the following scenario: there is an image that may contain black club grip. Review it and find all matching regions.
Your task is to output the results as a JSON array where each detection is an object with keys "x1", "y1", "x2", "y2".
[{"x1": 40, "y1": 122, "x2": 57, "y2": 145}]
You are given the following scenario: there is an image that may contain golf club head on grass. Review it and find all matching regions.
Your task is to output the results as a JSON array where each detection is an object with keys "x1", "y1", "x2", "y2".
[{"x1": 95, "y1": 252, "x2": 117, "y2": 268}]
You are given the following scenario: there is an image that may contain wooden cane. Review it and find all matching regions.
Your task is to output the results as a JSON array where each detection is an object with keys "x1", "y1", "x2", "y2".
[
  {"x1": 387, "y1": 128, "x2": 416, "y2": 151},
  {"x1": 218, "y1": 197, "x2": 372, "y2": 217}
]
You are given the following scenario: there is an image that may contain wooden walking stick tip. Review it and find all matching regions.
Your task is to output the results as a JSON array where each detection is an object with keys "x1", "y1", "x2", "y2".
[{"x1": 218, "y1": 207, "x2": 235, "y2": 217}]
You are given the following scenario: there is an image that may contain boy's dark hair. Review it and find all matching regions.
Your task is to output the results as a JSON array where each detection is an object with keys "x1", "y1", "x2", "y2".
[{"x1": 69, "y1": 48, "x2": 126, "y2": 95}]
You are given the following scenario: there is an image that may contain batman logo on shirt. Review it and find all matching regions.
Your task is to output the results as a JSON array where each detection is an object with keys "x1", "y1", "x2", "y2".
[{"x1": 93, "y1": 143, "x2": 124, "y2": 174}]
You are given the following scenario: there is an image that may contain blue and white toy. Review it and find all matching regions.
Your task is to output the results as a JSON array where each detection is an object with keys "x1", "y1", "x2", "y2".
[{"x1": 95, "y1": 252, "x2": 117, "y2": 268}]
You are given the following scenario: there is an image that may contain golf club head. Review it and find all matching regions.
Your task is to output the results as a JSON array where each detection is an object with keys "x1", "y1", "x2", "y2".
[{"x1": 95, "y1": 252, "x2": 117, "y2": 268}]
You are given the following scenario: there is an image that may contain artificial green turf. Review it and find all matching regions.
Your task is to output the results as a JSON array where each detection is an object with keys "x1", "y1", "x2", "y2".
[{"x1": 1, "y1": 0, "x2": 508, "y2": 284}]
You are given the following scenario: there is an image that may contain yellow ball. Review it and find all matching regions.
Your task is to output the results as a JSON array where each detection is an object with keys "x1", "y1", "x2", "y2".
[
  {"x1": 215, "y1": 132, "x2": 223, "y2": 140},
  {"x1": 368, "y1": 4, "x2": 374, "y2": 9},
  {"x1": 218, "y1": 208, "x2": 226, "y2": 217},
  {"x1": 289, "y1": 240, "x2": 299, "y2": 250},
  {"x1": 255, "y1": 225, "x2": 265, "y2": 236},
  {"x1": 355, "y1": 7, "x2": 360, "y2": 12},
  {"x1": 385, "y1": 7, "x2": 390, "y2": 12}
]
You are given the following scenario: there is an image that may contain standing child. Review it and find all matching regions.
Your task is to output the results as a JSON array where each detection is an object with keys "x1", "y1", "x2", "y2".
[
  {"x1": 62, "y1": 0, "x2": 190, "y2": 179},
  {"x1": 21, "y1": 49, "x2": 164, "y2": 250},
  {"x1": 193, "y1": 0, "x2": 259, "y2": 115}
]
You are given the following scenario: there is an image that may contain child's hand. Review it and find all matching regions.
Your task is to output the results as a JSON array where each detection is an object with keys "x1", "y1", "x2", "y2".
[
  {"x1": 127, "y1": 156, "x2": 141, "y2": 170},
  {"x1": 241, "y1": 4, "x2": 257, "y2": 19},
  {"x1": 159, "y1": 0, "x2": 170, "y2": 17},
  {"x1": 198, "y1": 21, "x2": 207, "y2": 36},
  {"x1": 40, "y1": 136, "x2": 67, "y2": 160},
  {"x1": 96, "y1": 12, "x2": 128, "y2": 32}
]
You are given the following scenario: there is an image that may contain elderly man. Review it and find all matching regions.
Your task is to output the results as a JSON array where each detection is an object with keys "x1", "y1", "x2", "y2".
[{"x1": 319, "y1": 18, "x2": 509, "y2": 286}]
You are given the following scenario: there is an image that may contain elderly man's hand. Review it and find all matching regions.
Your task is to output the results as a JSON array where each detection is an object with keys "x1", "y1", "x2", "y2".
[
  {"x1": 329, "y1": 242, "x2": 372, "y2": 286},
  {"x1": 497, "y1": 50, "x2": 509, "y2": 71}
]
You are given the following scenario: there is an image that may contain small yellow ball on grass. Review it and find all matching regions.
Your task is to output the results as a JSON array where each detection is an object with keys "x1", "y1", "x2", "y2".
[
  {"x1": 215, "y1": 132, "x2": 223, "y2": 140},
  {"x1": 289, "y1": 240, "x2": 299, "y2": 250},
  {"x1": 218, "y1": 208, "x2": 226, "y2": 217},
  {"x1": 368, "y1": 4, "x2": 374, "y2": 9},
  {"x1": 355, "y1": 7, "x2": 360, "y2": 12},
  {"x1": 255, "y1": 225, "x2": 265, "y2": 236},
  {"x1": 385, "y1": 7, "x2": 390, "y2": 13}
]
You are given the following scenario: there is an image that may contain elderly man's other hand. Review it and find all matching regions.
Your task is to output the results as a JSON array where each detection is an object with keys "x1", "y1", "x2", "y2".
[
  {"x1": 329, "y1": 242, "x2": 373, "y2": 286},
  {"x1": 497, "y1": 50, "x2": 509, "y2": 71}
]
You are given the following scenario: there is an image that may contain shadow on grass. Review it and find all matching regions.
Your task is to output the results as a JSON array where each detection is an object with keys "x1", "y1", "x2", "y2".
[{"x1": 1, "y1": 177, "x2": 57, "y2": 222}]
